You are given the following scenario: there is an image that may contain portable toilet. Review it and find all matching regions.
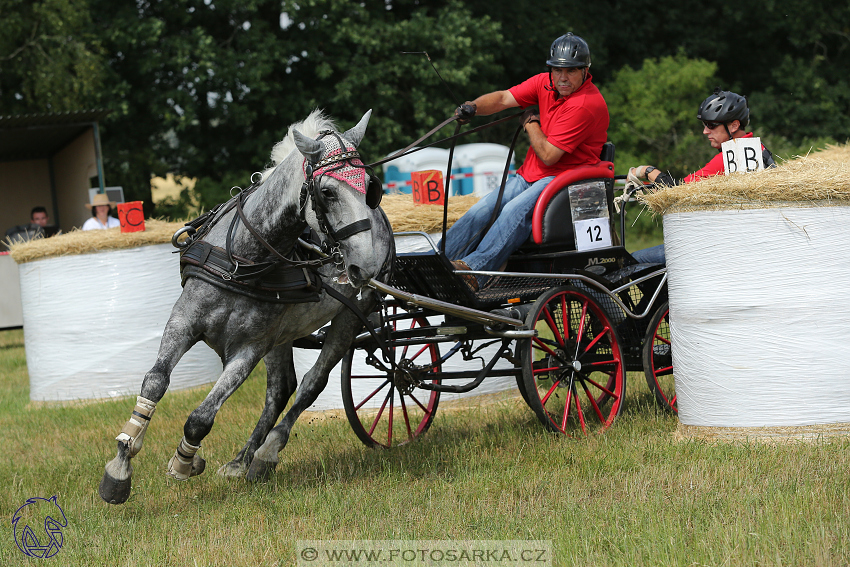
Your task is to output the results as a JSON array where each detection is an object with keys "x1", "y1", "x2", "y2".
[
  {"x1": 452, "y1": 143, "x2": 515, "y2": 196},
  {"x1": 381, "y1": 147, "x2": 451, "y2": 194}
]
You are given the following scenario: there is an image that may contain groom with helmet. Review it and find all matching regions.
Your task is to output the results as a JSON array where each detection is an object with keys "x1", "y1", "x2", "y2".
[
  {"x1": 630, "y1": 88, "x2": 777, "y2": 265},
  {"x1": 443, "y1": 32, "x2": 610, "y2": 289}
]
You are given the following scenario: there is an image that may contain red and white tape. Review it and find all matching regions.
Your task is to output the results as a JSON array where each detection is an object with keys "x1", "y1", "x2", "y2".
[{"x1": 383, "y1": 170, "x2": 516, "y2": 190}]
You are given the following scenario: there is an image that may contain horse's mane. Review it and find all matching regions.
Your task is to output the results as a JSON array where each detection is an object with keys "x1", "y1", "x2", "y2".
[{"x1": 269, "y1": 109, "x2": 338, "y2": 167}]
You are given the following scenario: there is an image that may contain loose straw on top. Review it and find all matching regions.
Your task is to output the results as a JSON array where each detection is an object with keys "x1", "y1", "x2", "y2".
[{"x1": 640, "y1": 143, "x2": 850, "y2": 214}]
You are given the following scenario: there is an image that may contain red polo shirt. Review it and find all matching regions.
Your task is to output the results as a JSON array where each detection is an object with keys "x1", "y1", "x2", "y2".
[{"x1": 509, "y1": 72, "x2": 609, "y2": 182}]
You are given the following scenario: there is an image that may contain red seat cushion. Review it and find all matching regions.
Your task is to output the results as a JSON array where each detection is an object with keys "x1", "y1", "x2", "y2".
[{"x1": 531, "y1": 161, "x2": 614, "y2": 245}]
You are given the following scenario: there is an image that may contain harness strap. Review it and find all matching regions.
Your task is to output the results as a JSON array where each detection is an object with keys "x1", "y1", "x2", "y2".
[{"x1": 329, "y1": 217, "x2": 371, "y2": 241}]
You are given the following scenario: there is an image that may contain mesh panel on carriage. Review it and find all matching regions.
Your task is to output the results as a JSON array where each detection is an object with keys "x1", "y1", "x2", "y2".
[{"x1": 391, "y1": 251, "x2": 479, "y2": 304}]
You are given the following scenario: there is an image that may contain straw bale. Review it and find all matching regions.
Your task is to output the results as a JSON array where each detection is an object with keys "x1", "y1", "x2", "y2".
[
  {"x1": 640, "y1": 144, "x2": 850, "y2": 215},
  {"x1": 8, "y1": 219, "x2": 187, "y2": 264},
  {"x1": 8, "y1": 194, "x2": 479, "y2": 264},
  {"x1": 379, "y1": 193, "x2": 479, "y2": 233}
]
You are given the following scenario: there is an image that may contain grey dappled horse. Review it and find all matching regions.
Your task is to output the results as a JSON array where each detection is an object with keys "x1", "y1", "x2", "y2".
[{"x1": 99, "y1": 110, "x2": 394, "y2": 504}]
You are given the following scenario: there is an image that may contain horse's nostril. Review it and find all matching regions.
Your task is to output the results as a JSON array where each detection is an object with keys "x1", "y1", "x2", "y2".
[{"x1": 347, "y1": 264, "x2": 365, "y2": 286}]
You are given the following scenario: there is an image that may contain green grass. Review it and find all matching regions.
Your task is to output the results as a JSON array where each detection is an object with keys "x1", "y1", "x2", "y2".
[{"x1": 1, "y1": 328, "x2": 848, "y2": 566}]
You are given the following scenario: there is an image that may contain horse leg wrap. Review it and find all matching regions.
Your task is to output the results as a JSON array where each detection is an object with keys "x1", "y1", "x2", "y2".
[
  {"x1": 115, "y1": 396, "x2": 157, "y2": 457},
  {"x1": 166, "y1": 437, "x2": 205, "y2": 481}
]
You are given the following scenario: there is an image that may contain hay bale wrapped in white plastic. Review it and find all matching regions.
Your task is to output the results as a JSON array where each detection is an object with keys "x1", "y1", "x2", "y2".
[
  {"x1": 641, "y1": 145, "x2": 850, "y2": 441},
  {"x1": 11, "y1": 225, "x2": 223, "y2": 402}
]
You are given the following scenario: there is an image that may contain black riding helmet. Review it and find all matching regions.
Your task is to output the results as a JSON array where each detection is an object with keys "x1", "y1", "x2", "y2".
[
  {"x1": 697, "y1": 87, "x2": 750, "y2": 128},
  {"x1": 546, "y1": 33, "x2": 592, "y2": 68}
]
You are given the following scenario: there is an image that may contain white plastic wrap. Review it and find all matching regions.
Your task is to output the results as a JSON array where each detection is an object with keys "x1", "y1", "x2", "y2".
[
  {"x1": 19, "y1": 244, "x2": 222, "y2": 402},
  {"x1": 664, "y1": 205, "x2": 850, "y2": 428},
  {"x1": 19, "y1": 235, "x2": 517, "y2": 408}
]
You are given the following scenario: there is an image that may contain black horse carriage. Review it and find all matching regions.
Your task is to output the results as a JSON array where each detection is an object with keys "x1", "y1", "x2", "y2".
[{"x1": 301, "y1": 120, "x2": 676, "y2": 447}]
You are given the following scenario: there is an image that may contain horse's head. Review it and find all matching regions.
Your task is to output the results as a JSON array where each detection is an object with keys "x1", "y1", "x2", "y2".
[{"x1": 293, "y1": 110, "x2": 385, "y2": 288}]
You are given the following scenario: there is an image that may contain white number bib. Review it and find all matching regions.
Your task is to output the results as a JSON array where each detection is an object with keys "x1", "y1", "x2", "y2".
[{"x1": 574, "y1": 218, "x2": 612, "y2": 251}]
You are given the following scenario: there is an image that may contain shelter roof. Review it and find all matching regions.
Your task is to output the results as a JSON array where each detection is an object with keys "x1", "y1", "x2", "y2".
[{"x1": 0, "y1": 109, "x2": 111, "y2": 161}]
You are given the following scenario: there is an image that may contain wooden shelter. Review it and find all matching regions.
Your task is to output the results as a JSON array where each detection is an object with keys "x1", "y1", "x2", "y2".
[{"x1": 0, "y1": 109, "x2": 111, "y2": 235}]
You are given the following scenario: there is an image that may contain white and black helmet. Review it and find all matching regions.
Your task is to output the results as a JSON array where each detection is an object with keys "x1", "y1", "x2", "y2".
[{"x1": 546, "y1": 33, "x2": 591, "y2": 69}]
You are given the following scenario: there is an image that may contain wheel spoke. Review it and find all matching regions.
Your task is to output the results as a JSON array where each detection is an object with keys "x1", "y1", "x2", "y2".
[
  {"x1": 533, "y1": 365, "x2": 562, "y2": 376},
  {"x1": 354, "y1": 379, "x2": 391, "y2": 411},
  {"x1": 368, "y1": 388, "x2": 393, "y2": 436},
  {"x1": 573, "y1": 300, "x2": 589, "y2": 359},
  {"x1": 540, "y1": 376, "x2": 565, "y2": 405},
  {"x1": 386, "y1": 388, "x2": 395, "y2": 446},
  {"x1": 582, "y1": 373, "x2": 619, "y2": 400},
  {"x1": 398, "y1": 393, "x2": 414, "y2": 441},
  {"x1": 573, "y1": 384, "x2": 587, "y2": 434},
  {"x1": 559, "y1": 383, "x2": 573, "y2": 432},
  {"x1": 408, "y1": 344, "x2": 430, "y2": 362},
  {"x1": 579, "y1": 379, "x2": 607, "y2": 423},
  {"x1": 581, "y1": 325, "x2": 611, "y2": 355},
  {"x1": 654, "y1": 333, "x2": 671, "y2": 345},
  {"x1": 542, "y1": 305, "x2": 564, "y2": 346},
  {"x1": 531, "y1": 337, "x2": 564, "y2": 361}
]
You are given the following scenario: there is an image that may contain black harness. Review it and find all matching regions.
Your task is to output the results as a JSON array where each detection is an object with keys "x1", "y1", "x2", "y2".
[{"x1": 174, "y1": 131, "x2": 381, "y2": 303}]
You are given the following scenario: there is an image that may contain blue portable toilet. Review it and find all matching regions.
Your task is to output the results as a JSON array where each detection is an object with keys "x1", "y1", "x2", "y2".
[
  {"x1": 381, "y1": 147, "x2": 451, "y2": 194},
  {"x1": 452, "y1": 144, "x2": 515, "y2": 196}
]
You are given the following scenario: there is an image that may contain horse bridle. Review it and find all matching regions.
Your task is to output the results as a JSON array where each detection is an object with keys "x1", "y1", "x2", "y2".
[
  {"x1": 298, "y1": 130, "x2": 381, "y2": 264},
  {"x1": 173, "y1": 129, "x2": 382, "y2": 278}
]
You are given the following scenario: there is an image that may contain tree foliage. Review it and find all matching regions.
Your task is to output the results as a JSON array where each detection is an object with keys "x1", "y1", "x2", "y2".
[{"x1": 1, "y1": 0, "x2": 848, "y2": 218}]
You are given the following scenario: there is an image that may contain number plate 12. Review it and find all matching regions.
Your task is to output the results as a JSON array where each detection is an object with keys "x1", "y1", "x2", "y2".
[{"x1": 573, "y1": 218, "x2": 612, "y2": 251}]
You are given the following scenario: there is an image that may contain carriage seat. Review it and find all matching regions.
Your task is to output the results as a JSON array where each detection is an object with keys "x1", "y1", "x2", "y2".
[{"x1": 526, "y1": 142, "x2": 616, "y2": 250}]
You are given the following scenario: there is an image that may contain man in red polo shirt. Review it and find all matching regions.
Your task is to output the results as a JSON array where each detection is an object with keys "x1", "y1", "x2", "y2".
[
  {"x1": 443, "y1": 33, "x2": 609, "y2": 289},
  {"x1": 630, "y1": 88, "x2": 776, "y2": 264}
]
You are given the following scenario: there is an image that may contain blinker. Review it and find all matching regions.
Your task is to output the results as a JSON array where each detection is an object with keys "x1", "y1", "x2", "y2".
[{"x1": 366, "y1": 174, "x2": 383, "y2": 209}]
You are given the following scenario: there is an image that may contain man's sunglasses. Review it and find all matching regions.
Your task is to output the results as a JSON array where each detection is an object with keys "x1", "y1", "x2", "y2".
[{"x1": 702, "y1": 121, "x2": 724, "y2": 130}]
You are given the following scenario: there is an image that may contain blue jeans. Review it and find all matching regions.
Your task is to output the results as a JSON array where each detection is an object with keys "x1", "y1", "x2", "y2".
[
  {"x1": 631, "y1": 244, "x2": 666, "y2": 265},
  {"x1": 442, "y1": 175, "x2": 555, "y2": 271}
]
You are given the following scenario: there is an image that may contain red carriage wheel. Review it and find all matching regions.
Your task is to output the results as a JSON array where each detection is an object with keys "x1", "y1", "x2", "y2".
[
  {"x1": 341, "y1": 315, "x2": 441, "y2": 448},
  {"x1": 520, "y1": 285, "x2": 626, "y2": 435},
  {"x1": 642, "y1": 302, "x2": 677, "y2": 413}
]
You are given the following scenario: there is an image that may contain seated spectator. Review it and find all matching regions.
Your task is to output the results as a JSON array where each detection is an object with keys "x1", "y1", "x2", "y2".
[
  {"x1": 29, "y1": 206, "x2": 60, "y2": 237},
  {"x1": 83, "y1": 193, "x2": 120, "y2": 230},
  {"x1": 4, "y1": 206, "x2": 59, "y2": 246}
]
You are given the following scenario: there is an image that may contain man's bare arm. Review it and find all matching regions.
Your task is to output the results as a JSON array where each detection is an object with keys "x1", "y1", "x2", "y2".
[
  {"x1": 468, "y1": 90, "x2": 519, "y2": 116},
  {"x1": 524, "y1": 122, "x2": 566, "y2": 166}
]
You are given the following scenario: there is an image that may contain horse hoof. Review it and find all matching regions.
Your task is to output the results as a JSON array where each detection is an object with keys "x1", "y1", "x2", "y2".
[
  {"x1": 246, "y1": 458, "x2": 277, "y2": 483},
  {"x1": 190, "y1": 455, "x2": 206, "y2": 478},
  {"x1": 99, "y1": 470, "x2": 132, "y2": 505},
  {"x1": 217, "y1": 460, "x2": 248, "y2": 478}
]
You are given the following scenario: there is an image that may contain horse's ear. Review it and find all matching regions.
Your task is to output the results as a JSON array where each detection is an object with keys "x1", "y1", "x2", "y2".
[
  {"x1": 293, "y1": 129, "x2": 323, "y2": 164},
  {"x1": 343, "y1": 109, "x2": 372, "y2": 148}
]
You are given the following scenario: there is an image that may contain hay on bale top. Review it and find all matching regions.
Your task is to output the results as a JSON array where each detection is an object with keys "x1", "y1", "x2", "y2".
[
  {"x1": 379, "y1": 193, "x2": 479, "y2": 233},
  {"x1": 8, "y1": 219, "x2": 186, "y2": 264},
  {"x1": 640, "y1": 144, "x2": 850, "y2": 215},
  {"x1": 8, "y1": 194, "x2": 481, "y2": 264}
]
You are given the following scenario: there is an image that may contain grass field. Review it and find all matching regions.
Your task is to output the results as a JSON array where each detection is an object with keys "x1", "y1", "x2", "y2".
[{"x1": 1, "y1": 327, "x2": 848, "y2": 566}]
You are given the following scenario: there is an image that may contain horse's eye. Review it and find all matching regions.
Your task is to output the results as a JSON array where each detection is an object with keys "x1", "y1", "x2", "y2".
[{"x1": 320, "y1": 186, "x2": 335, "y2": 201}]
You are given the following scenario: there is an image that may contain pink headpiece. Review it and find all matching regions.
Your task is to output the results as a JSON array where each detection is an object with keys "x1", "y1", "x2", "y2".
[{"x1": 305, "y1": 135, "x2": 367, "y2": 194}]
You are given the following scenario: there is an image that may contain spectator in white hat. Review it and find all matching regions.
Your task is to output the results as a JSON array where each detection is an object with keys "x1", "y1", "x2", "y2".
[{"x1": 82, "y1": 193, "x2": 120, "y2": 230}]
